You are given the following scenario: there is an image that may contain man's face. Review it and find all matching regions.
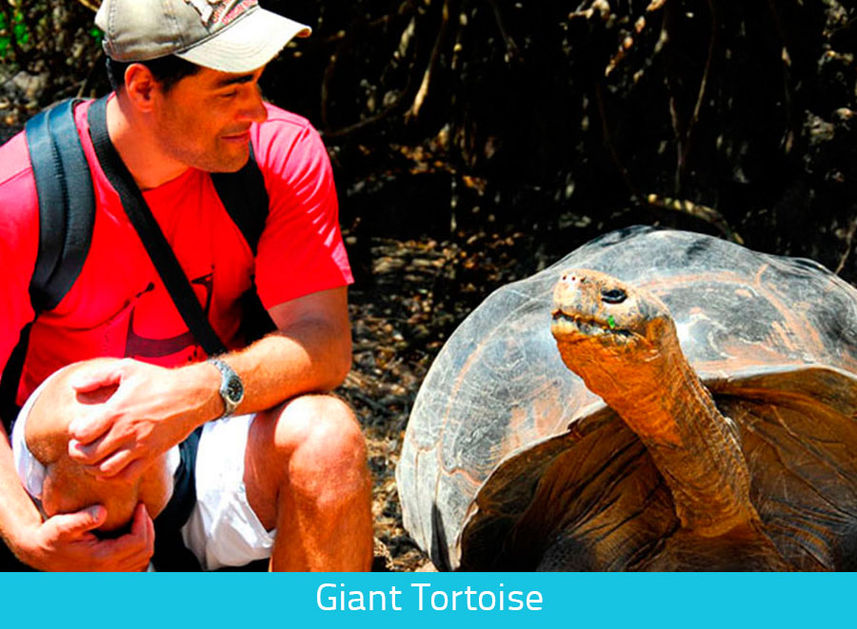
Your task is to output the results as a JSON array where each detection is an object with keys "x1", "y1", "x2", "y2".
[{"x1": 151, "y1": 66, "x2": 268, "y2": 173}]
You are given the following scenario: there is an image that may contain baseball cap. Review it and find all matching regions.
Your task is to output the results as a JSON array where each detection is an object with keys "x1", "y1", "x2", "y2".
[{"x1": 95, "y1": 0, "x2": 311, "y2": 73}]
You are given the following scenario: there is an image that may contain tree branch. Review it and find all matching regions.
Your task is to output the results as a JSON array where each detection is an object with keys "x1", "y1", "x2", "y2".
[
  {"x1": 677, "y1": 0, "x2": 718, "y2": 188},
  {"x1": 836, "y1": 216, "x2": 857, "y2": 275},
  {"x1": 645, "y1": 193, "x2": 742, "y2": 243},
  {"x1": 405, "y1": 0, "x2": 453, "y2": 121},
  {"x1": 76, "y1": 0, "x2": 100, "y2": 12}
]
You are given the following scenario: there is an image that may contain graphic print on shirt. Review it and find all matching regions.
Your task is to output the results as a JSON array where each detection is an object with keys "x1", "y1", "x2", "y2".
[{"x1": 124, "y1": 271, "x2": 213, "y2": 359}]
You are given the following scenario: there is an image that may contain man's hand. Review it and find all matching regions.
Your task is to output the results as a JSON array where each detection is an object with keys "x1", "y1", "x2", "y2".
[
  {"x1": 15, "y1": 503, "x2": 154, "y2": 572},
  {"x1": 66, "y1": 359, "x2": 216, "y2": 480}
]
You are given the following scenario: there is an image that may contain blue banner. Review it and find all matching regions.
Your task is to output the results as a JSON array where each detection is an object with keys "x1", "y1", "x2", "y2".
[{"x1": 0, "y1": 572, "x2": 845, "y2": 629}]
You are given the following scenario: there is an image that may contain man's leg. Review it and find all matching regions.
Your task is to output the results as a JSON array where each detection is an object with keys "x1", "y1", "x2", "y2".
[
  {"x1": 243, "y1": 394, "x2": 373, "y2": 571},
  {"x1": 16, "y1": 361, "x2": 175, "y2": 533}
]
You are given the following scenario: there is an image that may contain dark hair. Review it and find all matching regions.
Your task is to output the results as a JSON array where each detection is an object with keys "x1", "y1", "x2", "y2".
[{"x1": 106, "y1": 55, "x2": 202, "y2": 92}]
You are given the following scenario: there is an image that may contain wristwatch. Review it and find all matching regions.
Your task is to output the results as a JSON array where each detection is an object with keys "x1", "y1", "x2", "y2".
[{"x1": 208, "y1": 358, "x2": 244, "y2": 418}]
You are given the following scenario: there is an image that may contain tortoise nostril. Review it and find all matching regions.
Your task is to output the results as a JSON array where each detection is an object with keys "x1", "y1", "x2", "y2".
[{"x1": 561, "y1": 274, "x2": 586, "y2": 286}]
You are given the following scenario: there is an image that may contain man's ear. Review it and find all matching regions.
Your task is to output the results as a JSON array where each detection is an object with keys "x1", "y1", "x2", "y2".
[{"x1": 123, "y1": 63, "x2": 160, "y2": 112}]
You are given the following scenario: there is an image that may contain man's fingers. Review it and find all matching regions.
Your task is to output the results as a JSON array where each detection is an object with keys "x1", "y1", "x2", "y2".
[
  {"x1": 68, "y1": 361, "x2": 124, "y2": 394},
  {"x1": 135, "y1": 503, "x2": 156, "y2": 560},
  {"x1": 33, "y1": 504, "x2": 154, "y2": 571},
  {"x1": 95, "y1": 505, "x2": 155, "y2": 571},
  {"x1": 104, "y1": 456, "x2": 147, "y2": 482},
  {"x1": 67, "y1": 435, "x2": 107, "y2": 464},
  {"x1": 130, "y1": 503, "x2": 152, "y2": 539},
  {"x1": 68, "y1": 424, "x2": 128, "y2": 464},
  {"x1": 92, "y1": 539, "x2": 153, "y2": 571},
  {"x1": 68, "y1": 447, "x2": 143, "y2": 481},
  {"x1": 68, "y1": 409, "x2": 114, "y2": 444},
  {"x1": 94, "y1": 449, "x2": 141, "y2": 479},
  {"x1": 48, "y1": 505, "x2": 107, "y2": 539}
]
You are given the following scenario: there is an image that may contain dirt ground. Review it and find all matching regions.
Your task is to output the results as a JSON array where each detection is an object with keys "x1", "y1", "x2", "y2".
[{"x1": 339, "y1": 229, "x2": 551, "y2": 571}]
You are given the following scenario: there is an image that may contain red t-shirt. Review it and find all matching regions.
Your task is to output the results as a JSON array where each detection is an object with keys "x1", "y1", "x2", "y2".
[{"x1": 0, "y1": 99, "x2": 352, "y2": 404}]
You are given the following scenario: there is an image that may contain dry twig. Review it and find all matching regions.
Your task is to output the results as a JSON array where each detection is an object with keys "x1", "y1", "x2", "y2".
[
  {"x1": 595, "y1": 82, "x2": 641, "y2": 200},
  {"x1": 488, "y1": 0, "x2": 519, "y2": 61},
  {"x1": 321, "y1": 1, "x2": 417, "y2": 45},
  {"x1": 677, "y1": 0, "x2": 718, "y2": 188},
  {"x1": 765, "y1": 0, "x2": 796, "y2": 153},
  {"x1": 835, "y1": 217, "x2": 857, "y2": 275},
  {"x1": 604, "y1": 0, "x2": 669, "y2": 77},
  {"x1": 646, "y1": 193, "x2": 743, "y2": 243},
  {"x1": 405, "y1": 0, "x2": 454, "y2": 121}
]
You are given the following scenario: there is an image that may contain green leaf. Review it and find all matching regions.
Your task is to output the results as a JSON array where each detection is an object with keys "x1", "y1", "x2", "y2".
[{"x1": 13, "y1": 22, "x2": 28, "y2": 44}]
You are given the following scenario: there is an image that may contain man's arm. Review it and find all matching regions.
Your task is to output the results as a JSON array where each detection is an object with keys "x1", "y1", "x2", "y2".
[
  {"x1": 65, "y1": 286, "x2": 351, "y2": 479},
  {"x1": 229, "y1": 285, "x2": 352, "y2": 410},
  {"x1": 0, "y1": 132, "x2": 156, "y2": 570},
  {"x1": 0, "y1": 427, "x2": 43, "y2": 557}
]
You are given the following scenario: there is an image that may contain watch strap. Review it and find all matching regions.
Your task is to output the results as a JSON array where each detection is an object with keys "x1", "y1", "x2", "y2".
[{"x1": 207, "y1": 357, "x2": 244, "y2": 418}]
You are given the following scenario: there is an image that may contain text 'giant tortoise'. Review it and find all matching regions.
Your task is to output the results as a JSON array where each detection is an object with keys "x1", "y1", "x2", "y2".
[{"x1": 396, "y1": 226, "x2": 857, "y2": 570}]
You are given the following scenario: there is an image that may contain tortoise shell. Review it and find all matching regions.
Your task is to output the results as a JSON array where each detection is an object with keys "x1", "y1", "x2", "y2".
[{"x1": 396, "y1": 226, "x2": 857, "y2": 570}]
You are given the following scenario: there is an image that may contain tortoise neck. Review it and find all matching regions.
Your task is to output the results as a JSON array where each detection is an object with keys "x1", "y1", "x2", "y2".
[{"x1": 602, "y1": 343, "x2": 760, "y2": 536}]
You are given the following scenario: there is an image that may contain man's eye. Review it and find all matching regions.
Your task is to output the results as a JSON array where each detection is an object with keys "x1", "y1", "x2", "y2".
[
  {"x1": 601, "y1": 288, "x2": 627, "y2": 304},
  {"x1": 220, "y1": 90, "x2": 238, "y2": 99}
]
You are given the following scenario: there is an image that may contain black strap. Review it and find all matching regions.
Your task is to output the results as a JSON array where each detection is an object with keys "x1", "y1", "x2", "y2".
[
  {"x1": 2, "y1": 99, "x2": 97, "y2": 430},
  {"x1": 211, "y1": 145, "x2": 268, "y2": 256},
  {"x1": 212, "y1": 146, "x2": 276, "y2": 341},
  {"x1": 0, "y1": 323, "x2": 30, "y2": 433},
  {"x1": 25, "y1": 99, "x2": 96, "y2": 313},
  {"x1": 87, "y1": 96, "x2": 227, "y2": 357}
]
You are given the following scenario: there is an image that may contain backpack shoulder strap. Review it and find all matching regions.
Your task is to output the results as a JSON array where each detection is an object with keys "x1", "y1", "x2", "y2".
[
  {"x1": 2, "y1": 99, "x2": 94, "y2": 429},
  {"x1": 210, "y1": 144, "x2": 275, "y2": 341},
  {"x1": 210, "y1": 144, "x2": 269, "y2": 255},
  {"x1": 24, "y1": 98, "x2": 95, "y2": 313}
]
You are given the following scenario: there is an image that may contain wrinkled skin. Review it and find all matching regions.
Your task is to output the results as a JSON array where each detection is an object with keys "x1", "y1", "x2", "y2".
[{"x1": 551, "y1": 269, "x2": 787, "y2": 568}]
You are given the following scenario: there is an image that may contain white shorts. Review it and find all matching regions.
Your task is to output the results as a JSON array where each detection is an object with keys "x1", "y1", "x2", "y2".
[
  {"x1": 181, "y1": 414, "x2": 276, "y2": 570},
  {"x1": 11, "y1": 375, "x2": 275, "y2": 571}
]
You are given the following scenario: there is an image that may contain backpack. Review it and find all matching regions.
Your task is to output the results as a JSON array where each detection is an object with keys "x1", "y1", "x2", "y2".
[{"x1": 0, "y1": 97, "x2": 273, "y2": 431}]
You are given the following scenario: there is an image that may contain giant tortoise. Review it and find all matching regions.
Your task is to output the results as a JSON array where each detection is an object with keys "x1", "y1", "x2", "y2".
[{"x1": 396, "y1": 225, "x2": 857, "y2": 570}]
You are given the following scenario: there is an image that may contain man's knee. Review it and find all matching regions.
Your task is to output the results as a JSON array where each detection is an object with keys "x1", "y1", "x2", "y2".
[{"x1": 252, "y1": 394, "x2": 369, "y2": 500}]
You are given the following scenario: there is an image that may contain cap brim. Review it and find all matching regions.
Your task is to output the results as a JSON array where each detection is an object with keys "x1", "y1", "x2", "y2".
[{"x1": 175, "y1": 7, "x2": 310, "y2": 73}]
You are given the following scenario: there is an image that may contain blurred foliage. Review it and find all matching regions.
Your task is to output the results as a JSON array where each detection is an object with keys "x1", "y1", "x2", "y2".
[
  {"x1": 3, "y1": 0, "x2": 857, "y2": 282},
  {"x1": 0, "y1": 0, "x2": 102, "y2": 109},
  {"x1": 268, "y1": 0, "x2": 857, "y2": 283}
]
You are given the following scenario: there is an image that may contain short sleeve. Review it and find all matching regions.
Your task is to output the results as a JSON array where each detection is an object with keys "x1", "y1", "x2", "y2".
[{"x1": 252, "y1": 108, "x2": 353, "y2": 309}]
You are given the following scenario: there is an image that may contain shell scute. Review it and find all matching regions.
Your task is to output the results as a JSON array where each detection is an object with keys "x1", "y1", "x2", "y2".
[{"x1": 397, "y1": 226, "x2": 857, "y2": 569}]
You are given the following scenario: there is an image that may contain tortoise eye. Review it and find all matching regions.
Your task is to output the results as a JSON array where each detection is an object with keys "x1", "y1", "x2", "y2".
[{"x1": 601, "y1": 288, "x2": 627, "y2": 304}]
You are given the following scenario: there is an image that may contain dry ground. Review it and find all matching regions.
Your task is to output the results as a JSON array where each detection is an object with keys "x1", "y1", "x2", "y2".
[{"x1": 338, "y1": 230, "x2": 551, "y2": 571}]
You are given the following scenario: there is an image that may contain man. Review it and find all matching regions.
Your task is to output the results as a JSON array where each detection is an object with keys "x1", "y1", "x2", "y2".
[{"x1": 0, "y1": 0, "x2": 373, "y2": 571}]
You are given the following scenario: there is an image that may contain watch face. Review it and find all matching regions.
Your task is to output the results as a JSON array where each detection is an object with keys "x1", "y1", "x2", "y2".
[{"x1": 225, "y1": 376, "x2": 244, "y2": 402}]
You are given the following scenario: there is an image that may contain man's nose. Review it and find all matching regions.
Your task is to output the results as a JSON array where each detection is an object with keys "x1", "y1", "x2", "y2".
[{"x1": 240, "y1": 87, "x2": 268, "y2": 124}]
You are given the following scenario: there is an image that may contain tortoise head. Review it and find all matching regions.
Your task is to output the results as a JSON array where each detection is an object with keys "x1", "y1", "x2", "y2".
[
  {"x1": 550, "y1": 268, "x2": 768, "y2": 541},
  {"x1": 551, "y1": 268, "x2": 682, "y2": 406}
]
